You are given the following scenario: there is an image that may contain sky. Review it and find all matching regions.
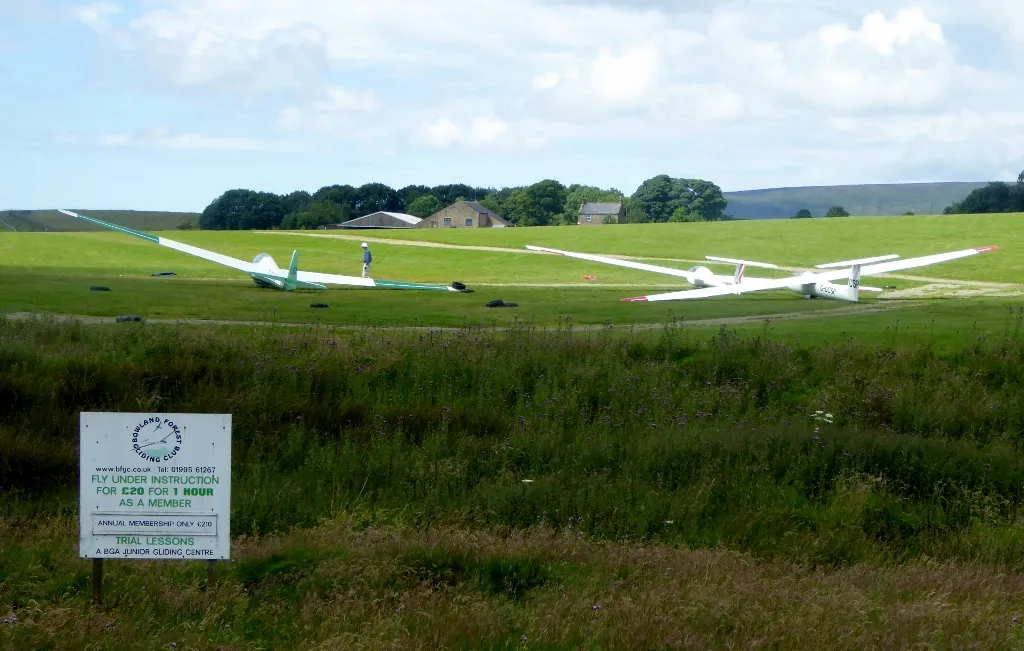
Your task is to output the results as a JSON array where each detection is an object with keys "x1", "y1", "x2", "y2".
[{"x1": 1, "y1": 0, "x2": 1022, "y2": 212}]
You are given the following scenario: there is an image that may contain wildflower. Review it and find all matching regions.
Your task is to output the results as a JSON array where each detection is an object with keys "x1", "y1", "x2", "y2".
[{"x1": 522, "y1": 479, "x2": 534, "y2": 484}]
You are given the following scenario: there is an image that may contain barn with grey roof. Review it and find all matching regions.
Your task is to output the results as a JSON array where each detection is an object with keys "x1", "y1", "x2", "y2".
[
  {"x1": 325, "y1": 211, "x2": 422, "y2": 229},
  {"x1": 578, "y1": 202, "x2": 625, "y2": 225}
]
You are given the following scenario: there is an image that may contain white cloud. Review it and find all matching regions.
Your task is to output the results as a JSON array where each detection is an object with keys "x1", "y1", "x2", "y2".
[
  {"x1": 532, "y1": 72, "x2": 561, "y2": 89},
  {"x1": 422, "y1": 118, "x2": 463, "y2": 148},
  {"x1": 95, "y1": 127, "x2": 312, "y2": 153},
  {"x1": 419, "y1": 116, "x2": 511, "y2": 149},
  {"x1": 470, "y1": 117, "x2": 508, "y2": 144},
  {"x1": 819, "y1": 8, "x2": 943, "y2": 55},
  {"x1": 277, "y1": 86, "x2": 376, "y2": 133},
  {"x1": 589, "y1": 44, "x2": 659, "y2": 107},
  {"x1": 414, "y1": 113, "x2": 548, "y2": 153},
  {"x1": 68, "y1": 0, "x2": 1024, "y2": 187},
  {"x1": 73, "y1": 2, "x2": 121, "y2": 33}
]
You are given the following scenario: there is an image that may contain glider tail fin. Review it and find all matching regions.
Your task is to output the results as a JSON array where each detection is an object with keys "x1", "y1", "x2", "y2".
[
  {"x1": 732, "y1": 263, "x2": 746, "y2": 284},
  {"x1": 286, "y1": 250, "x2": 300, "y2": 291},
  {"x1": 847, "y1": 263, "x2": 862, "y2": 301}
]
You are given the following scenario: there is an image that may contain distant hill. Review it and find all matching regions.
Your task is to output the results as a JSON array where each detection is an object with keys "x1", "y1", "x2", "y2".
[
  {"x1": 723, "y1": 182, "x2": 990, "y2": 219},
  {"x1": 0, "y1": 210, "x2": 199, "y2": 232}
]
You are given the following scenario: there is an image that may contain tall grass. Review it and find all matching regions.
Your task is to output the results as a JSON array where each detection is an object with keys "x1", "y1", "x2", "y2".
[{"x1": 3, "y1": 311, "x2": 1024, "y2": 569}]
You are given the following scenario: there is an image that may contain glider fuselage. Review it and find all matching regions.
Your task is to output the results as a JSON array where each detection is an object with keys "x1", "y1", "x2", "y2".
[{"x1": 686, "y1": 265, "x2": 860, "y2": 301}]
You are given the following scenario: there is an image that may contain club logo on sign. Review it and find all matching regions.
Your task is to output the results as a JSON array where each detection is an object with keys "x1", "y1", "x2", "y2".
[{"x1": 131, "y1": 417, "x2": 183, "y2": 462}]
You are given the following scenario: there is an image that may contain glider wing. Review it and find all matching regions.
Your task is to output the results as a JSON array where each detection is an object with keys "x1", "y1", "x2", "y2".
[
  {"x1": 526, "y1": 245, "x2": 700, "y2": 282},
  {"x1": 622, "y1": 246, "x2": 997, "y2": 302},
  {"x1": 58, "y1": 209, "x2": 256, "y2": 273}
]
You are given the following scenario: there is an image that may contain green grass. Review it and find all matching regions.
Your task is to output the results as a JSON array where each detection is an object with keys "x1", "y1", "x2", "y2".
[
  {"x1": 2, "y1": 272, "x2": 878, "y2": 328},
  {"x1": 0, "y1": 209, "x2": 199, "y2": 233},
  {"x1": 5, "y1": 315, "x2": 1024, "y2": 647},
  {"x1": 0, "y1": 229, "x2": 718, "y2": 286},
  {"x1": 3, "y1": 216, "x2": 1024, "y2": 648},
  {"x1": 1, "y1": 216, "x2": 1020, "y2": 342},
  {"x1": 5, "y1": 314, "x2": 1024, "y2": 557},
  {"x1": 352, "y1": 212, "x2": 1023, "y2": 282},
  {"x1": 7, "y1": 520, "x2": 1024, "y2": 650}
]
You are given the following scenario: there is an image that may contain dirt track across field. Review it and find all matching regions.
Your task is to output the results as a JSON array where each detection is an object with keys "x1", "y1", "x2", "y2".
[
  {"x1": 3, "y1": 302, "x2": 906, "y2": 332},
  {"x1": 259, "y1": 231, "x2": 1023, "y2": 294}
]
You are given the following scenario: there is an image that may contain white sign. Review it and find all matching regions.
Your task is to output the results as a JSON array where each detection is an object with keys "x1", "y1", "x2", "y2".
[{"x1": 79, "y1": 412, "x2": 231, "y2": 561}]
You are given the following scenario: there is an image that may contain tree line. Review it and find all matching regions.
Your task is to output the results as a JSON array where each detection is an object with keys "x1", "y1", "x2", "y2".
[
  {"x1": 943, "y1": 170, "x2": 1024, "y2": 214},
  {"x1": 197, "y1": 175, "x2": 731, "y2": 230}
]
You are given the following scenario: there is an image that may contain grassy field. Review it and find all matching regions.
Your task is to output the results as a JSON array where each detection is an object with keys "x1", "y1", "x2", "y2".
[
  {"x1": 0, "y1": 209, "x2": 199, "y2": 233},
  {"x1": 3, "y1": 216, "x2": 1024, "y2": 648},
  {"x1": 4, "y1": 315, "x2": 1024, "y2": 648},
  {"x1": 348, "y1": 212, "x2": 1023, "y2": 282},
  {"x1": 1, "y1": 212, "x2": 1019, "y2": 338}
]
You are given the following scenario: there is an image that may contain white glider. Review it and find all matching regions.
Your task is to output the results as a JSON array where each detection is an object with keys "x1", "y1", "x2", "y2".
[
  {"x1": 59, "y1": 209, "x2": 470, "y2": 293},
  {"x1": 525, "y1": 244, "x2": 998, "y2": 303}
]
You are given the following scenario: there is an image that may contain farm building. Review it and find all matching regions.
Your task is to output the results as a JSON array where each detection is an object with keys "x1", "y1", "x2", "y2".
[
  {"x1": 325, "y1": 211, "x2": 422, "y2": 229},
  {"x1": 578, "y1": 202, "x2": 625, "y2": 225},
  {"x1": 417, "y1": 201, "x2": 513, "y2": 228}
]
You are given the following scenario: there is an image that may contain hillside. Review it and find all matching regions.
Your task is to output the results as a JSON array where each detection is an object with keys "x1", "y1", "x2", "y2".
[
  {"x1": 723, "y1": 182, "x2": 989, "y2": 219},
  {"x1": 0, "y1": 209, "x2": 199, "y2": 232}
]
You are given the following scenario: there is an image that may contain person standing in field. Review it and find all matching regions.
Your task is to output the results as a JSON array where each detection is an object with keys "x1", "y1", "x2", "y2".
[{"x1": 361, "y1": 242, "x2": 372, "y2": 278}]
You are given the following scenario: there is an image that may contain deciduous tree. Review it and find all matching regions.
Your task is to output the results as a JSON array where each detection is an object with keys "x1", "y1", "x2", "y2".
[
  {"x1": 280, "y1": 201, "x2": 349, "y2": 230},
  {"x1": 407, "y1": 195, "x2": 444, "y2": 218},
  {"x1": 630, "y1": 175, "x2": 728, "y2": 222}
]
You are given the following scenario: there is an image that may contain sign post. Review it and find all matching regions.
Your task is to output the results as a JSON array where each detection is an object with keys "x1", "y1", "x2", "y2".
[{"x1": 79, "y1": 413, "x2": 231, "y2": 604}]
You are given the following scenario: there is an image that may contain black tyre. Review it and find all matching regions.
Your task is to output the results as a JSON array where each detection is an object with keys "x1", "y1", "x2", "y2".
[
  {"x1": 89, "y1": 286, "x2": 110, "y2": 292},
  {"x1": 310, "y1": 303, "x2": 329, "y2": 308},
  {"x1": 115, "y1": 315, "x2": 142, "y2": 322}
]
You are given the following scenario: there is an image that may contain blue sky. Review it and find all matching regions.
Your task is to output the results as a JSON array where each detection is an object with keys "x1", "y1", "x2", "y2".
[{"x1": 2, "y1": 0, "x2": 1022, "y2": 212}]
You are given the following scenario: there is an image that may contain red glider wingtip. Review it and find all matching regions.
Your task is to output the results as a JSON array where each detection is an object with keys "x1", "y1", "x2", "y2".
[
  {"x1": 975, "y1": 245, "x2": 998, "y2": 253},
  {"x1": 621, "y1": 296, "x2": 648, "y2": 303}
]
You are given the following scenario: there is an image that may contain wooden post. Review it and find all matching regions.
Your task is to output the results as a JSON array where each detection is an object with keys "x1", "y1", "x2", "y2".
[
  {"x1": 92, "y1": 558, "x2": 103, "y2": 606},
  {"x1": 206, "y1": 560, "x2": 217, "y2": 587}
]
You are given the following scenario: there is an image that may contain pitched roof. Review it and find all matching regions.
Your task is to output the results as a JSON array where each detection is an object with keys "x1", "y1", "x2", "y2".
[
  {"x1": 579, "y1": 202, "x2": 623, "y2": 215},
  {"x1": 379, "y1": 211, "x2": 422, "y2": 225},
  {"x1": 345, "y1": 211, "x2": 422, "y2": 226},
  {"x1": 463, "y1": 201, "x2": 512, "y2": 225}
]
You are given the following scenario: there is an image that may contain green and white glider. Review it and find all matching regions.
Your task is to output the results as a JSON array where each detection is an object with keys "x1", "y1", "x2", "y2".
[{"x1": 58, "y1": 209, "x2": 470, "y2": 293}]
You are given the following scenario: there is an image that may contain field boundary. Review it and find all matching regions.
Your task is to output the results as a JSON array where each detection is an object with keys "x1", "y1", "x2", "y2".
[{"x1": 2, "y1": 303, "x2": 906, "y2": 332}]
